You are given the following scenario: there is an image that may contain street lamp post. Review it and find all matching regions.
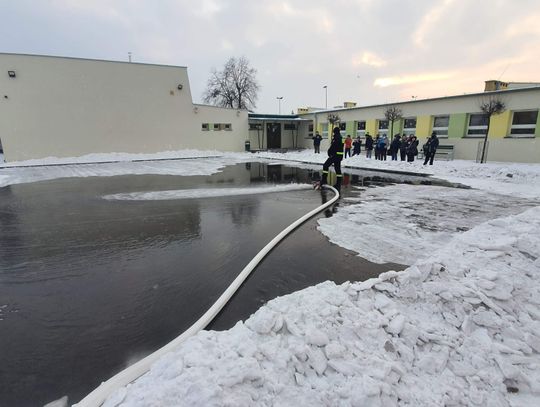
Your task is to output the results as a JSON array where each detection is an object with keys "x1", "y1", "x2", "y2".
[
  {"x1": 276, "y1": 96, "x2": 283, "y2": 114},
  {"x1": 323, "y1": 85, "x2": 327, "y2": 109}
]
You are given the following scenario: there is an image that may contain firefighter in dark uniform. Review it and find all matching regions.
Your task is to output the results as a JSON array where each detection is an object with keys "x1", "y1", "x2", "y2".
[{"x1": 320, "y1": 126, "x2": 344, "y2": 190}]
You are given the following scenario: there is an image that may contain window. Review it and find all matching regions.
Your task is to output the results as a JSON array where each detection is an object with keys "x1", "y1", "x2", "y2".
[
  {"x1": 356, "y1": 121, "x2": 366, "y2": 137},
  {"x1": 213, "y1": 123, "x2": 221, "y2": 131},
  {"x1": 509, "y1": 110, "x2": 538, "y2": 137},
  {"x1": 202, "y1": 123, "x2": 209, "y2": 131},
  {"x1": 224, "y1": 123, "x2": 232, "y2": 131},
  {"x1": 284, "y1": 123, "x2": 297, "y2": 130},
  {"x1": 378, "y1": 120, "x2": 388, "y2": 137},
  {"x1": 249, "y1": 123, "x2": 261, "y2": 130},
  {"x1": 338, "y1": 122, "x2": 346, "y2": 136},
  {"x1": 308, "y1": 123, "x2": 314, "y2": 138},
  {"x1": 403, "y1": 118, "x2": 417, "y2": 136},
  {"x1": 433, "y1": 115, "x2": 449, "y2": 136},
  {"x1": 321, "y1": 123, "x2": 328, "y2": 138},
  {"x1": 466, "y1": 113, "x2": 489, "y2": 137}
]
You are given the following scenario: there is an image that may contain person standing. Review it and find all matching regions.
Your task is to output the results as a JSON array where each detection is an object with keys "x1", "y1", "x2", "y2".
[
  {"x1": 400, "y1": 135, "x2": 408, "y2": 161},
  {"x1": 365, "y1": 133, "x2": 373, "y2": 159},
  {"x1": 377, "y1": 135, "x2": 388, "y2": 160},
  {"x1": 389, "y1": 134, "x2": 401, "y2": 161},
  {"x1": 406, "y1": 136, "x2": 419, "y2": 162},
  {"x1": 423, "y1": 131, "x2": 439, "y2": 165},
  {"x1": 352, "y1": 136, "x2": 362, "y2": 156},
  {"x1": 318, "y1": 127, "x2": 344, "y2": 190},
  {"x1": 344, "y1": 135, "x2": 353, "y2": 158},
  {"x1": 313, "y1": 131, "x2": 322, "y2": 154},
  {"x1": 374, "y1": 134, "x2": 381, "y2": 160}
]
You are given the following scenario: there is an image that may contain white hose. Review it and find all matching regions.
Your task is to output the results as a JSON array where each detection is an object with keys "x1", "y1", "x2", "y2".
[{"x1": 74, "y1": 185, "x2": 339, "y2": 407}]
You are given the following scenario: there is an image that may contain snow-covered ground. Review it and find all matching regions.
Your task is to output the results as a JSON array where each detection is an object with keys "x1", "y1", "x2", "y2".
[
  {"x1": 104, "y1": 206, "x2": 540, "y2": 407},
  {"x1": 2, "y1": 149, "x2": 540, "y2": 406},
  {"x1": 317, "y1": 184, "x2": 538, "y2": 266},
  {"x1": 0, "y1": 151, "x2": 250, "y2": 188}
]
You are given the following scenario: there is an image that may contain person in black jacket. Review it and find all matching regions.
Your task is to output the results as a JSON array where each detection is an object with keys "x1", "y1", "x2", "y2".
[
  {"x1": 313, "y1": 131, "x2": 323, "y2": 153},
  {"x1": 423, "y1": 132, "x2": 440, "y2": 165},
  {"x1": 319, "y1": 126, "x2": 344, "y2": 190},
  {"x1": 400, "y1": 135, "x2": 408, "y2": 161},
  {"x1": 389, "y1": 134, "x2": 401, "y2": 161},
  {"x1": 365, "y1": 133, "x2": 373, "y2": 158},
  {"x1": 352, "y1": 136, "x2": 361, "y2": 156},
  {"x1": 406, "y1": 136, "x2": 419, "y2": 162}
]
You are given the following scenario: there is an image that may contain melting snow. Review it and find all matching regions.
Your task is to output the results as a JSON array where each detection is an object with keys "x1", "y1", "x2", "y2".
[
  {"x1": 103, "y1": 184, "x2": 312, "y2": 201},
  {"x1": 104, "y1": 207, "x2": 540, "y2": 406}
]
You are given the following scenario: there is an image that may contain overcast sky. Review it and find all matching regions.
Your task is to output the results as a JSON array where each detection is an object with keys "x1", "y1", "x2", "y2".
[{"x1": 2, "y1": 0, "x2": 540, "y2": 113}]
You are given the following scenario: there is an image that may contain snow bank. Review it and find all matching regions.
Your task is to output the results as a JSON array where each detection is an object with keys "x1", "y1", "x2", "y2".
[
  {"x1": 103, "y1": 206, "x2": 540, "y2": 407},
  {"x1": 0, "y1": 150, "x2": 223, "y2": 168},
  {"x1": 104, "y1": 184, "x2": 312, "y2": 201},
  {"x1": 0, "y1": 156, "x2": 249, "y2": 188},
  {"x1": 317, "y1": 184, "x2": 538, "y2": 265}
]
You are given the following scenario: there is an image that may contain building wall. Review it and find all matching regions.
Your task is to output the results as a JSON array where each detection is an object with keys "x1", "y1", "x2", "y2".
[
  {"x1": 297, "y1": 88, "x2": 540, "y2": 163},
  {"x1": 195, "y1": 104, "x2": 248, "y2": 151},
  {"x1": 0, "y1": 53, "x2": 247, "y2": 162}
]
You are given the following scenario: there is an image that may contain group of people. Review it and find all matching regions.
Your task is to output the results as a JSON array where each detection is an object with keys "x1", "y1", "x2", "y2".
[
  {"x1": 313, "y1": 131, "x2": 439, "y2": 165},
  {"x1": 314, "y1": 128, "x2": 441, "y2": 192}
]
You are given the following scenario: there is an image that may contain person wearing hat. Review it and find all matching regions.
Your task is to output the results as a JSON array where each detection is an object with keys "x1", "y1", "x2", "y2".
[{"x1": 315, "y1": 126, "x2": 344, "y2": 190}]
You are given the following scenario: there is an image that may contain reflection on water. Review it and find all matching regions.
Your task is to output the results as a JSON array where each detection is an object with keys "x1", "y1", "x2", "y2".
[
  {"x1": 0, "y1": 161, "x2": 441, "y2": 406},
  {"x1": 0, "y1": 162, "x2": 324, "y2": 406}
]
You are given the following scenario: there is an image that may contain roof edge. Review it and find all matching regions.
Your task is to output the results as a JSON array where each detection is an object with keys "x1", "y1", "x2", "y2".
[{"x1": 0, "y1": 52, "x2": 188, "y2": 69}]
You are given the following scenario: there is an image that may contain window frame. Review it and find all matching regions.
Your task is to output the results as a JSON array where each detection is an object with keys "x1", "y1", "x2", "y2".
[
  {"x1": 465, "y1": 113, "x2": 489, "y2": 138},
  {"x1": 432, "y1": 115, "x2": 449, "y2": 137},
  {"x1": 201, "y1": 123, "x2": 209, "y2": 131},
  {"x1": 508, "y1": 110, "x2": 538, "y2": 138},
  {"x1": 356, "y1": 120, "x2": 366, "y2": 137},
  {"x1": 321, "y1": 123, "x2": 328, "y2": 138},
  {"x1": 284, "y1": 123, "x2": 297, "y2": 131},
  {"x1": 377, "y1": 119, "x2": 388, "y2": 137},
  {"x1": 338, "y1": 122, "x2": 346, "y2": 136},
  {"x1": 403, "y1": 117, "x2": 417, "y2": 136}
]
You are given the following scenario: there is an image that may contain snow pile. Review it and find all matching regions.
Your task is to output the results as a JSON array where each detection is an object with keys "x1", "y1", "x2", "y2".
[
  {"x1": 317, "y1": 184, "x2": 538, "y2": 265},
  {"x1": 0, "y1": 156, "x2": 249, "y2": 188},
  {"x1": 0, "y1": 149, "x2": 223, "y2": 168},
  {"x1": 104, "y1": 184, "x2": 312, "y2": 201},
  {"x1": 104, "y1": 207, "x2": 540, "y2": 407}
]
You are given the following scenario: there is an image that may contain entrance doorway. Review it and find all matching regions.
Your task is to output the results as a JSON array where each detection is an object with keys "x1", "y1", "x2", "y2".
[{"x1": 266, "y1": 123, "x2": 281, "y2": 149}]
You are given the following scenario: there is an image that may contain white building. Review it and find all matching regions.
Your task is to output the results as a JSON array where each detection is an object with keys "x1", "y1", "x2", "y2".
[{"x1": 0, "y1": 53, "x2": 248, "y2": 162}]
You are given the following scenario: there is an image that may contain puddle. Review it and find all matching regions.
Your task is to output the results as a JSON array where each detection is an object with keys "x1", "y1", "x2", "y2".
[{"x1": 0, "y1": 161, "x2": 466, "y2": 406}]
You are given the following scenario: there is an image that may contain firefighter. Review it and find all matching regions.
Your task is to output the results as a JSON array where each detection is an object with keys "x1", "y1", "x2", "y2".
[{"x1": 319, "y1": 126, "x2": 344, "y2": 191}]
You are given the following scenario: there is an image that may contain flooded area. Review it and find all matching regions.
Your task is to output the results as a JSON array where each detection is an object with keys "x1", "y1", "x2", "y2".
[{"x1": 0, "y1": 161, "x2": 488, "y2": 406}]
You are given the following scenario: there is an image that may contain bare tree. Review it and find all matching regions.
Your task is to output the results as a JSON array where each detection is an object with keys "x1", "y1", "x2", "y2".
[
  {"x1": 479, "y1": 97, "x2": 506, "y2": 163},
  {"x1": 327, "y1": 113, "x2": 341, "y2": 131},
  {"x1": 203, "y1": 57, "x2": 260, "y2": 110},
  {"x1": 384, "y1": 105, "x2": 403, "y2": 139}
]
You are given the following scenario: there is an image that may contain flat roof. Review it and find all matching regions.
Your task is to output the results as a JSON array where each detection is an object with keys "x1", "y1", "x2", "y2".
[
  {"x1": 299, "y1": 85, "x2": 540, "y2": 116},
  {"x1": 249, "y1": 117, "x2": 309, "y2": 121},
  {"x1": 0, "y1": 52, "x2": 188, "y2": 69}
]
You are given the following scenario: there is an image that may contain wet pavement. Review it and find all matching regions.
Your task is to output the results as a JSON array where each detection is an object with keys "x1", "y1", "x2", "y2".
[{"x1": 0, "y1": 161, "x2": 457, "y2": 406}]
